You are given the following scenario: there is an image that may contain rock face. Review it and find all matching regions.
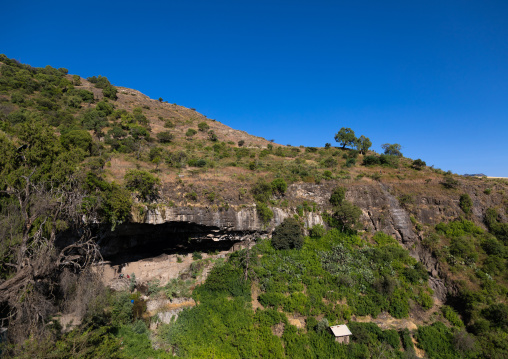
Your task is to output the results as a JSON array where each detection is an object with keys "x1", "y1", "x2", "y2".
[{"x1": 95, "y1": 180, "x2": 507, "y2": 301}]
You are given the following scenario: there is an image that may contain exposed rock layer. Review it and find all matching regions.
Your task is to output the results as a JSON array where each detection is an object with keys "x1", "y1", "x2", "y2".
[{"x1": 94, "y1": 180, "x2": 508, "y2": 301}]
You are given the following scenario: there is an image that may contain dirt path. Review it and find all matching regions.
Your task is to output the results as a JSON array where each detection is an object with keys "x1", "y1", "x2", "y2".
[{"x1": 251, "y1": 282, "x2": 264, "y2": 311}]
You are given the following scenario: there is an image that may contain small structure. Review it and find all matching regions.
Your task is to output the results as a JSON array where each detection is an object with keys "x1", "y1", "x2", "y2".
[{"x1": 330, "y1": 324, "x2": 352, "y2": 344}]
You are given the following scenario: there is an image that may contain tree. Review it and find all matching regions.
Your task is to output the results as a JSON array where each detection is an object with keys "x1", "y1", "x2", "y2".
[
  {"x1": 0, "y1": 124, "x2": 101, "y2": 340},
  {"x1": 333, "y1": 200, "x2": 362, "y2": 231},
  {"x1": 60, "y1": 130, "x2": 93, "y2": 154},
  {"x1": 124, "y1": 169, "x2": 160, "y2": 202},
  {"x1": 102, "y1": 85, "x2": 117, "y2": 100},
  {"x1": 334, "y1": 127, "x2": 357, "y2": 149},
  {"x1": 149, "y1": 147, "x2": 164, "y2": 170},
  {"x1": 355, "y1": 135, "x2": 372, "y2": 155},
  {"x1": 271, "y1": 217, "x2": 304, "y2": 250},
  {"x1": 329, "y1": 186, "x2": 362, "y2": 231},
  {"x1": 381, "y1": 143, "x2": 402, "y2": 156}
]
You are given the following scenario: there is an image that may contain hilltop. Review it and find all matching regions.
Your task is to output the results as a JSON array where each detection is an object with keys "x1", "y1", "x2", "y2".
[{"x1": 1, "y1": 55, "x2": 508, "y2": 358}]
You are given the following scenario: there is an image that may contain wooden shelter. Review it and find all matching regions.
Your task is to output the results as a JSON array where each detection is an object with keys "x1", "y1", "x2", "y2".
[{"x1": 329, "y1": 324, "x2": 352, "y2": 344}]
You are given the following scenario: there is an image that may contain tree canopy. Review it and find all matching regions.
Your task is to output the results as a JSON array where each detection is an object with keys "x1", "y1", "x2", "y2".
[
  {"x1": 334, "y1": 127, "x2": 356, "y2": 149},
  {"x1": 381, "y1": 143, "x2": 403, "y2": 156}
]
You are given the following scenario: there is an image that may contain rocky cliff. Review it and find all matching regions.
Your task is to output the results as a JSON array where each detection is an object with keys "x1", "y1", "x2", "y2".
[{"x1": 96, "y1": 178, "x2": 508, "y2": 301}]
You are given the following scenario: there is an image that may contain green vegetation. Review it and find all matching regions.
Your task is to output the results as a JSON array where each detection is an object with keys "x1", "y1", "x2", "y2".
[
  {"x1": 271, "y1": 217, "x2": 304, "y2": 250},
  {"x1": 459, "y1": 193, "x2": 473, "y2": 215},
  {"x1": 2, "y1": 54, "x2": 508, "y2": 358},
  {"x1": 334, "y1": 127, "x2": 357, "y2": 149},
  {"x1": 328, "y1": 186, "x2": 362, "y2": 232},
  {"x1": 381, "y1": 143, "x2": 403, "y2": 157},
  {"x1": 124, "y1": 169, "x2": 160, "y2": 202}
]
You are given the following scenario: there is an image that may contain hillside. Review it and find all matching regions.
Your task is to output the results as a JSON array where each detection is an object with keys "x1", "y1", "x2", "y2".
[{"x1": 1, "y1": 55, "x2": 508, "y2": 358}]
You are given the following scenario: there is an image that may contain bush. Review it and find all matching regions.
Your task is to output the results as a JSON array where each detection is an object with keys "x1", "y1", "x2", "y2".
[
  {"x1": 251, "y1": 180, "x2": 273, "y2": 202},
  {"x1": 322, "y1": 157, "x2": 338, "y2": 168},
  {"x1": 186, "y1": 128, "x2": 197, "y2": 137},
  {"x1": 411, "y1": 158, "x2": 427, "y2": 171},
  {"x1": 363, "y1": 155, "x2": 380, "y2": 166},
  {"x1": 256, "y1": 202, "x2": 274, "y2": 224},
  {"x1": 271, "y1": 178, "x2": 287, "y2": 196},
  {"x1": 60, "y1": 130, "x2": 92, "y2": 153},
  {"x1": 459, "y1": 193, "x2": 473, "y2": 214},
  {"x1": 208, "y1": 130, "x2": 218, "y2": 141},
  {"x1": 309, "y1": 224, "x2": 326, "y2": 238},
  {"x1": 329, "y1": 186, "x2": 346, "y2": 206},
  {"x1": 412, "y1": 158, "x2": 426, "y2": 170},
  {"x1": 379, "y1": 154, "x2": 399, "y2": 168},
  {"x1": 271, "y1": 217, "x2": 303, "y2": 250},
  {"x1": 388, "y1": 290, "x2": 410, "y2": 318},
  {"x1": 157, "y1": 131, "x2": 173, "y2": 143},
  {"x1": 441, "y1": 176, "x2": 459, "y2": 189},
  {"x1": 238, "y1": 140, "x2": 245, "y2": 147},
  {"x1": 416, "y1": 322, "x2": 458, "y2": 358},
  {"x1": 442, "y1": 305, "x2": 464, "y2": 327},
  {"x1": 164, "y1": 119, "x2": 175, "y2": 128},
  {"x1": 197, "y1": 122, "x2": 209, "y2": 131},
  {"x1": 124, "y1": 169, "x2": 160, "y2": 201}
]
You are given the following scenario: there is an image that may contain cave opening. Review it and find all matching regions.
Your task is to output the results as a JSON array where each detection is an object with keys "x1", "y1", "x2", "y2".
[{"x1": 94, "y1": 221, "x2": 261, "y2": 266}]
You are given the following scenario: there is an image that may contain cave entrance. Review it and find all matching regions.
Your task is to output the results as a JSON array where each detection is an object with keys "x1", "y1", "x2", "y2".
[
  {"x1": 97, "y1": 221, "x2": 259, "y2": 266},
  {"x1": 91, "y1": 221, "x2": 261, "y2": 287}
]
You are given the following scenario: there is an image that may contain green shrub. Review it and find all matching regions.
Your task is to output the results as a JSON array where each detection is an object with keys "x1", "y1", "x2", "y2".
[
  {"x1": 271, "y1": 217, "x2": 303, "y2": 250},
  {"x1": 400, "y1": 328, "x2": 415, "y2": 354},
  {"x1": 388, "y1": 290, "x2": 410, "y2": 318},
  {"x1": 309, "y1": 224, "x2": 326, "y2": 238},
  {"x1": 416, "y1": 322, "x2": 458, "y2": 358},
  {"x1": 271, "y1": 178, "x2": 287, "y2": 196},
  {"x1": 329, "y1": 186, "x2": 346, "y2": 206},
  {"x1": 192, "y1": 252, "x2": 203, "y2": 260},
  {"x1": 164, "y1": 119, "x2": 175, "y2": 128},
  {"x1": 379, "y1": 154, "x2": 399, "y2": 168},
  {"x1": 442, "y1": 305, "x2": 464, "y2": 327},
  {"x1": 459, "y1": 193, "x2": 473, "y2": 214},
  {"x1": 321, "y1": 157, "x2": 338, "y2": 168},
  {"x1": 412, "y1": 158, "x2": 426, "y2": 170},
  {"x1": 344, "y1": 158, "x2": 356, "y2": 167},
  {"x1": 256, "y1": 202, "x2": 273, "y2": 224},
  {"x1": 251, "y1": 180, "x2": 273, "y2": 202},
  {"x1": 381, "y1": 329, "x2": 400, "y2": 350},
  {"x1": 124, "y1": 169, "x2": 160, "y2": 201},
  {"x1": 208, "y1": 130, "x2": 218, "y2": 141},
  {"x1": 363, "y1": 155, "x2": 380, "y2": 166},
  {"x1": 185, "y1": 128, "x2": 197, "y2": 137},
  {"x1": 441, "y1": 176, "x2": 459, "y2": 189},
  {"x1": 157, "y1": 131, "x2": 173, "y2": 143},
  {"x1": 60, "y1": 129, "x2": 92, "y2": 153},
  {"x1": 198, "y1": 121, "x2": 210, "y2": 131}
]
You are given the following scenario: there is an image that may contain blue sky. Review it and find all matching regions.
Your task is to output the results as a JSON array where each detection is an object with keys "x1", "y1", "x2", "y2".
[{"x1": 3, "y1": 0, "x2": 508, "y2": 176}]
